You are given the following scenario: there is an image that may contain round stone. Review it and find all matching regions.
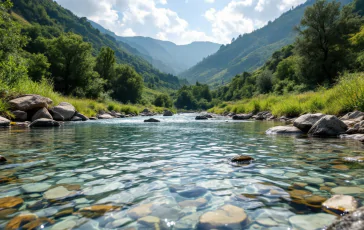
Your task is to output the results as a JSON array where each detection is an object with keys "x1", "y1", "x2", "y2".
[
  {"x1": 289, "y1": 190, "x2": 312, "y2": 200},
  {"x1": 304, "y1": 195, "x2": 327, "y2": 205},
  {"x1": 0, "y1": 197, "x2": 24, "y2": 209},
  {"x1": 128, "y1": 203, "x2": 153, "y2": 219},
  {"x1": 6, "y1": 214, "x2": 38, "y2": 230},
  {"x1": 138, "y1": 216, "x2": 161, "y2": 228},
  {"x1": 331, "y1": 186, "x2": 364, "y2": 195},
  {"x1": 21, "y1": 183, "x2": 51, "y2": 193},
  {"x1": 80, "y1": 205, "x2": 120, "y2": 218},
  {"x1": 198, "y1": 205, "x2": 248, "y2": 229},
  {"x1": 178, "y1": 198, "x2": 207, "y2": 208},
  {"x1": 322, "y1": 195, "x2": 358, "y2": 212},
  {"x1": 230, "y1": 155, "x2": 254, "y2": 163},
  {"x1": 43, "y1": 186, "x2": 77, "y2": 200},
  {"x1": 332, "y1": 165, "x2": 349, "y2": 170},
  {"x1": 256, "y1": 218, "x2": 279, "y2": 227},
  {"x1": 289, "y1": 213, "x2": 337, "y2": 230}
]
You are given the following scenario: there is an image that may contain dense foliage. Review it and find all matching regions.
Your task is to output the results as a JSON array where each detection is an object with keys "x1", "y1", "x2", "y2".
[
  {"x1": 214, "y1": 0, "x2": 364, "y2": 103},
  {"x1": 174, "y1": 82, "x2": 214, "y2": 110}
]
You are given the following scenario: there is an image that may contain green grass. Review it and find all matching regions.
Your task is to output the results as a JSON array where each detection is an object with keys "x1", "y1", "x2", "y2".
[
  {"x1": 0, "y1": 78, "x2": 170, "y2": 118},
  {"x1": 209, "y1": 72, "x2": 364, "y2": 117}
]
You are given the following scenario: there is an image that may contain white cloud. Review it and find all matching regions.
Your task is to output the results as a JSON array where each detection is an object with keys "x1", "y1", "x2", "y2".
[
  {"x1": 158, "y1": 0, "x2": 168, "y2": 5},
  {"x1": 205, "y1": 0, "x2": 215, "y2": 3}
]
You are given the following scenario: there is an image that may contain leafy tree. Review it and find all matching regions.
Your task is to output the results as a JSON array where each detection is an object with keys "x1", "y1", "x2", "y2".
[
  {"x1": 154, "y1": 94, "x2": 173, "y2": 108},
  {"x1": 111, "y1": 64, "x2": 143, "y2": 103},
  {"x1": 95, "y1": 46, "x2": 115, "y2": 85},
  {"x1": 295, "y1": 0, "x2": 362, "y2": 85},
  {"x1": 256, "y1": 70, "x2": 273, "y2": 93},
  {"x1": 45, "y1": 33, "x2": 100, "y2": 95},
  {"x1": 26, "y1": 53, "x2": 50, "y2": 82},
  {"x1": 175, "y1": 89, "x2": 197, "y2": 110}
]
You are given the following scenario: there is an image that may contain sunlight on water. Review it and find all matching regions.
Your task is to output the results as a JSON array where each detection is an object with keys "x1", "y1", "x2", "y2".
[{"x1": 0, "y1": 114, "x2": 363, "y2": 229}]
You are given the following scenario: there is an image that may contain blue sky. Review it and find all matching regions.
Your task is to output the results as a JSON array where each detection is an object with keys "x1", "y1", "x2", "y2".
[{"x1": 55, "y1": 0, "x2": 306, "y2": 45}]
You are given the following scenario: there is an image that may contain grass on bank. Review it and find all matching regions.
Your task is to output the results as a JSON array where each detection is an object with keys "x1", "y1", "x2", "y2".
[
  {"x1": 209, "y1": 72, "x2": 364, "y2": 117},
  {"x1": 0, "y1": 78, "x2": 172, "y2": 118}
]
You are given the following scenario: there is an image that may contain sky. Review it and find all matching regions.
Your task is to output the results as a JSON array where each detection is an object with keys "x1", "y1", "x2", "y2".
[{"x1": 54, "y1": 0, "x2": 307, "y2": 45}]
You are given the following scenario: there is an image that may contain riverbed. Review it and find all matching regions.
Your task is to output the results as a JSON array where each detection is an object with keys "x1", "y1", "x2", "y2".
[{"x1": 0, "y1": 114, "x2": 363, "y2": 229}]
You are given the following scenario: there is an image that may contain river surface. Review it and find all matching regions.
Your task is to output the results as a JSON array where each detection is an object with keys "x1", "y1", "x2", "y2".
[{"x1": 0, "y1": 114, "x2": 363, "y2": 229}]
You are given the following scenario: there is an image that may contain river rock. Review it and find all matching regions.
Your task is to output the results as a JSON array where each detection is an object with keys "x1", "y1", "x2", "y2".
[
  {"x1": 79, "y1": 205, "x2": 119, "y2": 218},
  {"x1": 326, "y1": 206, "x2": 364, "y2": 230},
  {"x1": 341, "y1": 111, "x2": 364, "y2": 120},
  {"x1": 50, "y1": 102, "x2": 75, "y2": 121},
  {"x1": 229, "y1": 155, "x2": 254, "y2": 166},
  {"x1": 163, "y1": 110, "x2": 173, "y2": 116},
  {"x1": 340, "y1": 134, "x2": 364, "y2": 142},
  {"x1": 266, "y1": 126, "x2": 303, "y2": 134},
  {"x1": 293, "y1": 113, "x2": 325, "y2": 132},
  {"x1": 0, "y1": 155, "x2": 7, "y2": 162},
  {"x1": 5, "y1": 214, "x2": 38, "y2": 230},
  {"x1": 0, "y1": 197, "x2": 24, "y2": 209},
  {"x1": 178, "y1": 186, "x2": 208, "y2": 198},
  {"x1": 70, "y1": 116, "x2": 82, "y2": 121},
  {"x1": 43, "y1": 186, "x2": 77, "y2": 200},
  {"x1": 322, "y1": 195, "x2": 358, "y2": 212},
  {"x1": 195, "y1": 115, "x2": 208, "y2": 120},
  {"x1": 9, "y1": 95, "x2": 52, "y2": 111},
  {"x1": 138, "y1": 216, "x2": 162, "y2": 229},
  {"x1": 144, "y1": 118, "x2": 160, "y2": 122},
  {"x1": 178, "y1": 198, "x2": 208, "y2": 208},
  {"x1": 289, "y1": 213, "x2": 336, "y2": 230},
  {"x1": 12, "y1": 111, "x2": 27, "y2": 121},
  {"x1": 198, "y1": 205, "x2": 248, "y2": 229},
  {"x1": 74, "y1": 112, "x2": 89, "y2": 121},
  {"x1": 50, "y1": 218, "x2": 77, "y2": 230},
  {"x1": 331, "y1": 186, "x2": 364, "y2": 195},
  {"x1": 233, "y1": 113, "x2": 253, "y2": 120},
  {"x1": 174, "y1": 212, "x2": 201, "y2": 229},
  {"x1": 0, "y1": 116, "x2": 10, "y2": 127},
  {"x1": 22, "y1": 183, "x2": 51, "y2": 193},
  {"x1": 32, "y1": 108, "x2": 53, "y2": 122},
  {"x1": 98, "y1": 114, "x2": 113, "y2": 119},
  {"x1": 308, "y1": 115, "x2": 348, "y2": 137},
  {"x1": 29, "y1": 118, "x2": 60, "y2": 127},
  {"x1": 128, "y1": 203, "x2": 153, "y2": 219},
  {"x1": 343, "y1": 156, "x2": 364, "y2": 162}
]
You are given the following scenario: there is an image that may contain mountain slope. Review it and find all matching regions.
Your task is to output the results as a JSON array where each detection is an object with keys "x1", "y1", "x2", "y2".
[
  {"x1": 89, "y1": 21, "x2": 221, "y2": 75},
  {"x1": 11, "y1": 0, "x2": 185, "y2": 90},
  {"x1": 180, "y1": 0, "x2": 352, "y2": 86}
]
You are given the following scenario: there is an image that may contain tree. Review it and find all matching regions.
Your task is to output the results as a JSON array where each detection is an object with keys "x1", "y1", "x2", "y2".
[
  {"x1": 295, "y1": 0, "x2": 362, "y2": 85},
  {"x1": 26, "y1": 53, "x2": 50, "y2": 82},
  {"x1": 154, "y1": 94, "x2": 172, "y2": 108},
  {"x1": 256, "y1": 70, "x2": 273, "y2": 94},
  {"x1": 45, "y1": 33, "x2": 100, "y2": 95},
  {"x1": 175, "y1": 89, "x2": 197, "y2": 110},
  {"x1": 111, "y1": 64, "x2": 143, "y2": 103},
  {"x1": 95, "y1": 46, "x2": 116, "y2": 89}
]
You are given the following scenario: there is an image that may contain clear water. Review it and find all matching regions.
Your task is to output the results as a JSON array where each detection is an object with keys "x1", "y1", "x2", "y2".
[{"x1": 0, "y1": 114, "x2": 363, "y2": 229}]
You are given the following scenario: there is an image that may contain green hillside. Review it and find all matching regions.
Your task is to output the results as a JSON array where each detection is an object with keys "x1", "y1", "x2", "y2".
[
  {"x1": 180, "y1": 0, "x2": 352, "y2": 87},
  {"x1": 11, "y1": 0, "x2": 185, "y2": 90}
]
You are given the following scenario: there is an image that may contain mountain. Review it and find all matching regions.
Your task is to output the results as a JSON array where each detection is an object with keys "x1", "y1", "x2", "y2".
[
  {"x1": 180, "y1": 0, "x2": 352, "y2": 86},
  {"x1": 11, "y1": 0, "x2": 186, "y2": 90},
  {"x1": 89, "y1": 21, "x2": 221, "y2": 75}
]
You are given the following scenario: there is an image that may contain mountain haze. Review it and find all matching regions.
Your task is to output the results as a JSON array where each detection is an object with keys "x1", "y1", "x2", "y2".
[
  {"x1": 90, "y1": 21, "x2": 221, "y2": 75},
  {"x1": 180, "y1": 0, "x2": 352, "y2": 86}
]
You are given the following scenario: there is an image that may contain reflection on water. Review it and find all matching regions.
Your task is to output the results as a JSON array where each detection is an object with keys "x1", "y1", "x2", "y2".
[{"x1": 0, "y1": 114, "x2": 363, "y2": 229}]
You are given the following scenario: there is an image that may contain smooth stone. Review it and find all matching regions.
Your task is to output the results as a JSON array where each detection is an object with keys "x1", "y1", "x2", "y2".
[
  {"x1": 174, "y1": 212, "x2": 201, "y2": 229},
  {"x1": 21, "y1": 183, "x2": 51, "y2": 193},
  {"x1": 74, "y1": 112, "x2": 89, "y2": 121},
  {"x1": 326, "y1": 206, "x2": 364, "y2": 230},
  {"x1": 0, "y1": 155, "x2": 7, "y2": 162},
  {"x1": 256, "y1": 218, "x2": 279, "y2": 227},
  {"x1": 5, "y1": 214, "x2": 38, "y2": 230},
  {"x1": 293, "y1": 113, "x2": 325, "y2": 132},
  {"x1": 0, "y1": 196, "x2": 24, "y2": 209},
  {"x1": 178, "y1": 198, "x2": 208, "y2": 208},
  {"x1": 322, "y1": 195, "x2": 358, "y2": 212},
  {"x1": 11, "y1": 111, "x2": 27, "y2": 122},
  {"x1": 289, "y1": 190, "x2": 312, "y2": 200},
  {"x1": 308, "y1": 115, "x2": 348, "y2": 137},
  {"x1": 0, "y1": 116, "x2": 10, "y2": 127},
  {"x1": 83, "y1": 182, "x2": 123, "y2": 196},
  {"x1": 31, "y1": 107, "x2": 53, "y2": 122},
  {"x1": 301, "y1": 177, "x2": 324, "y2": 185},
  {"x1": 43, "y1": 186, "x2": 77, "y2": 200},
  {"x1": 198, "y1": 205, "x2": 248, "y2": 229},
  {"x1": 332, "y1": 165, "x2": 349, "y2": 170},
  {"x1": 178, "y1": 186, "x2": 208, "y2": 198},
  {"x1": 195, "y1": 115, "x2": 208, "y2": 120},
  {"x1": 56, "y1": 177, "x2": 84, "y2": 184},
  {"x1": 9, "y1": 95, "x2": 52, "y2": 111},
  {"x1": 289, "y1": 213, "x2": 337, "y2": 230},
  {"x1": 51, "y1": 219, "x2": 78, "y2": 230},
  {"x1": 79, "y1": 205, "x2": 119, "y2": 218},
  {"x1": 137, "y1": 216, "x2": 161, "y2": 229},
  {"x1": 26, "y1": 175, "x2": 48, "y2": 182},
  {"x1": 98, "y1": 114, "x2": 114, "y2": 119},
  {"x1": 29, "y1": 118, "x2": 60, "y2": 127},
  {"x1": 266, "y1": 126, "x2": 303, "y2": 135},
  {"x1": 110, "y1": 218, "x2": 133, "y2": 228},
  {"x1": 331, "y1": 186, "x2": 364, "y2": 195},
  {"x1": 304, "y1": 195, "x2": 327, "y2": 205},
  {"x1": 50, "y1": 102, "x2": 76, "y2": 121},
  {"x1": 163, "y1": 110, "x2": 173, "y2": 116},
  {"x1": 325, "y1": 182, "x2": 337, "y2": 187},
  {"x1": 128, "y1": 203, "x2": 153, "y2": 219},
  {"x1": 144, "y1": 118, "x2": 160, "y2": 122},
  {"x1": 70, "y1": 116, "x2": 82, "y2": 121}
]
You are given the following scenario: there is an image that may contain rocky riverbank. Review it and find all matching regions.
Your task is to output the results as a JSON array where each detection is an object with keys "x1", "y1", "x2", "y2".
[{"x1": 0, "y1": 94, "x2": 175, "y2": 128}]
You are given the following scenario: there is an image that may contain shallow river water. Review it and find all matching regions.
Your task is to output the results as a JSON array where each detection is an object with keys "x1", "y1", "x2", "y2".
[{"x1": 0, "y1": 114, "x2": 363, "y2": 229}]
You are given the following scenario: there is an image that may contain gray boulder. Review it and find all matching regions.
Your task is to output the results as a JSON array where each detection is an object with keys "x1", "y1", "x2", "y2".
[
  {"x1": 233, "y1": 113, "x2": 253, "y2": 120},
  {"x1": 74, "y1": 112, "x2": 89, "y2": 121},
  {"x1": 195, "y1": 116, "x2": 208, "y2": 120},
  {"x1": 9, "y1": 95, "x2": 52, "y2": 111},
  {"x1": 308, "y1": 115, "x2": 348, "y2": 137},
  {"x1": 326, "y1": 206, "x2": 364, "y2": 230},
  {"x1": 293, "y1": 113, "x2": 325, "y2": 132},
  {"x1": 266, "y1": 126, "x2": 304, "y2": 135},
  {"x1": 32, "y1": 108, "x2": 53, "y2": 122},
  {"x1": 29, "y1": 118, "x2": 60, "y2": 127},
  {"x1": 50, "y1": 102, "x2": 76, "y2": 121},
  {"x1": 163, "y1": 110, "x2": 173, "y2": 116},
  {"x1": 144, "y1": 118, "x2": 160, "y2": 122},
  {"x1": 71, "y1": 116, "x2": 82, "y2": 121},
  {"x1": 12, "y1": 110, "x2": 27, "y2": 121},
  {"x1": 0, "y1": 116, "x2": 10, "y2": 127},
  {"x1": 98, "y1": 114, "x2": 114, "y2": 119},
  {"x1": 341, "y1": 111, "x2": 364, "y2": 120}
]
